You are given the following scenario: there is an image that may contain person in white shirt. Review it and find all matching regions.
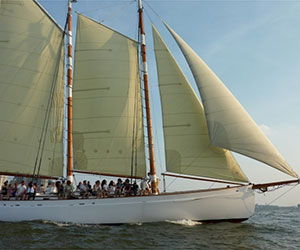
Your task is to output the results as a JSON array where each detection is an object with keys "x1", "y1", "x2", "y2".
[
  {"x1": 16, "y1": 181, "x2": 26, "y2": 200},
  {"x1": 101, "y1": 180, "x2": 108, "y2": 198},
  {"x1": 108, "y1": 180, "x2": 115, "y2": 198},
  {"x1": 26, "y1": 181, "x2": 36, "y2": 200}
]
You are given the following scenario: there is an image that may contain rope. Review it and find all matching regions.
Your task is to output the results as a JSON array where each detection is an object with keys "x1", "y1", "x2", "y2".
[
  {"x1": 266, "y1": 184, "x2": 299, "y2": 205},
  {"x1": 144, "y1": 0, "x2": 164, "y2": 22},
  {"x1": 99, "y1": 0, "x2": 135, "y2": 23},
  {"x1": 32, "y1": 16, "x2": 69, "y2": 179}
]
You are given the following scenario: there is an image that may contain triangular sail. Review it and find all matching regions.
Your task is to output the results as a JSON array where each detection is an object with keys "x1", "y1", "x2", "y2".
[
  {"x1": 153, "y1": 25, "x2": 248, "y2": 182},
  {"x1": 0, "y1": 0, "x2": 65, "y2": 177},
  {"x1": 164, "y1": 23, "x2": 298, "y2": 178},
  {"x1": 73, "y1": 14, "x2": 146, "y2": 178}
]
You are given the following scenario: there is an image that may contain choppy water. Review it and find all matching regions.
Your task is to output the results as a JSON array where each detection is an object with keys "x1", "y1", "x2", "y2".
[{"x1": 0, "y1": 205, "x2": 299, "y2": 249}]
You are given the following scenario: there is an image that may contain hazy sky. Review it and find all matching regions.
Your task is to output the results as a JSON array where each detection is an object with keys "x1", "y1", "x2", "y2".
[{"x1": 39, "y1": 0, "x2": 300, "y2": 206}]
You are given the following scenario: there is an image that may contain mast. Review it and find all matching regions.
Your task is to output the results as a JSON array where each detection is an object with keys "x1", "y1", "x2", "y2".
[
  {"x1": 66, "y1": 0, "x2": 74, "y2": 182},
  {"x1": 138, "y1": 0, "x2": 158, "y2": 194}
]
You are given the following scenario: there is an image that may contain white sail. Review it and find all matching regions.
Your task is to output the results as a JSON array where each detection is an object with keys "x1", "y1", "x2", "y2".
[
  {"x1": 72, "y1": 14, "x2": 146, "y2": 178},
  {"x1": 164, "y1": 23, "x2": 298, "y2": 178},
  {"x1": 153, "y1": 25, "x2": 248, "y2": 182},
  {"x1": 0, "y1": 0, "x2": 64, "y2": 177}
]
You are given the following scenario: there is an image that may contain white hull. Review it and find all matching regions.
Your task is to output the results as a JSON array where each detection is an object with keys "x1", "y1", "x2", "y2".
[{"x1": 0, "y1": 185, "x2": 255, "y2": 224}]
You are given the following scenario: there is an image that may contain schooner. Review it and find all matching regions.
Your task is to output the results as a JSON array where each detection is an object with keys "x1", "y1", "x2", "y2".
[{"x1": 0, "y1": 0, "x2": 298, "y2": 224}]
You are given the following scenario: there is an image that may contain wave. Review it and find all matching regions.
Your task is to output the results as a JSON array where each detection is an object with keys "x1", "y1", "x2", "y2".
[
  {"x1": 166, "y1": 219, "x2": 202, "y2": 226},
  {"x1": 41, "y1": 220, "x2": 95, "y2": 227}
]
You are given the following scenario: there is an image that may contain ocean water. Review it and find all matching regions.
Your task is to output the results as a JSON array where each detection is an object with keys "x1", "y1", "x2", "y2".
[{"x1": 0, "y1": 205, "x2": 299, "y2": 249}]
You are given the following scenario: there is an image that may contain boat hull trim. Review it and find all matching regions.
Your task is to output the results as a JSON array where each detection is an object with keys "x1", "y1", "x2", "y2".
[{"x1": 0, "y1": 185, "x2": 255, "y2": 224}]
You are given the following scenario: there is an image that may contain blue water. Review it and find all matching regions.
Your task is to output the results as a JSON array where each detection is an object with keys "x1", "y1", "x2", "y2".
[{"x1": 0, "y1": 205, "x2": 299, "y2": 249}]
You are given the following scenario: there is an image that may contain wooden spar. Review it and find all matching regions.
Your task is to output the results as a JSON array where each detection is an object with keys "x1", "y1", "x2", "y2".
[
  {"x1": 72, "y1": 170, "x2": 143, "y2": 180},
  {"x1": 162, "y1": 173, "x2": 247, "y2": 186},
  {"x1": 252, "y1": 179, "x2": 300, "y2": 190},
  {"x1": 0, "y1": 172, "x2": 58, "y2": 180},
  {"x1": 138, "y1": 0, "x2": 158, "y2": 194},
  {"x1": 66, "y1": 0, "x2": 73, "y2": 182}
]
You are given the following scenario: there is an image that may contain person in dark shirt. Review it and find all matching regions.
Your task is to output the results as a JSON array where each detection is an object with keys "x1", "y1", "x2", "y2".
[{"x1": 132, "y1": 181, "x2": 139, "y2": 196}]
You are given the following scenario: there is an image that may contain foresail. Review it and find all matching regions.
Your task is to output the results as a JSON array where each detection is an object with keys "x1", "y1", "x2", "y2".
[
  {"x1": 0, "y1": 0, "x2": 64, "y2": 177},
  {"x1": 153, "y1": 25, "x2": 248, "y2": 182},
  {"x1": 73, "y1": 15, "x2": 146, "y2": 178},
  {"x1": 164, "y1": 23, "x2": 298, "y2": 178}
]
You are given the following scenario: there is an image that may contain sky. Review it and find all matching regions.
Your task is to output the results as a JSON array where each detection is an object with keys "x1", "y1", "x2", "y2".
[{"x1": 38, "y1": 0, "x2": 300, "y2": 206}]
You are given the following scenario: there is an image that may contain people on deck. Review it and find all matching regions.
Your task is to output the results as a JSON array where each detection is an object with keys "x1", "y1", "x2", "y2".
[
  {"x1": 0, "y1": 175, "x2": 155, "y2": 201},
  {"x1": 115, "y1": 178, "x2": 123, "y2": 197},
  {"x1": 64, "y1": 180, "x2": 75, "y2": 199},
  {"x1": 92, "y1": 180, "x2": 101, "y2": 198},
  {"x1": 57, "y1": 181, "x2": 64, "y2": 199},
  {"x1": 16, "y1": 181, "x2": 27, "y2": 200},
  {"x1": 0, "y1": 181, "x2": 9, "y2": 200},
  {"x1": 123, "y1": 179, "x2": 131, "y2": 197},
  {"x1": 101, "y1": 180, "x2": 108, "y2": 198},
  {"x1": 7, "y1": 184, "x2": 14, "y2": 200},
  {"x1": 12, "y1": 181, "x2": 18, "y2": 198},
  {"x1": 108, "y1": 181, "x2": 115, "y2": 198},
  {"x1": 140, "y1": 178, "x2": 150, "y2": 196},
  {"x1": 26, "y1": 181, "x2": 36, "y2": 200},
  {"x1": 79, "y1": 180, "x2": 89, "y2": 199},
  {"x1": 87, "y1": 181, "x2": 92, "y2": 195},
  {"x1": 132, "y1": 181, "x2": 139, "y2": 196}
]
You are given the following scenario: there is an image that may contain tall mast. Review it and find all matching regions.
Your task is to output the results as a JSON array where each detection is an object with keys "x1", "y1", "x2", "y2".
[
  {"x1": 138, "y1": 0, "x2": 158, "y2": 194},
  {"x1": 66, "y1": 0, "x2": 74, "y2": 182}
]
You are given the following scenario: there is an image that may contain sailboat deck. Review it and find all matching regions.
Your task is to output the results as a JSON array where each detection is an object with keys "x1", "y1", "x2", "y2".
[{"x1": 0, "y1": 184, "x2": 251, "y2": 202}]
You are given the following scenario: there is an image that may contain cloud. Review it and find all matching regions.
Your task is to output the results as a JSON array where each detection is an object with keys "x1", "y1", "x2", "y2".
[{"x1": 204, "y1": 12, "x2": 276, "y2": 60}]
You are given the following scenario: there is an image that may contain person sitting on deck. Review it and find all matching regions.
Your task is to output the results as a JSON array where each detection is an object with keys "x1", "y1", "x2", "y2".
[
  {"x1": 123, "y1": 179, "x2": 131, "y2": 197},
  {"x1": 87, "y1": 181, "x2": 92, "y2": 195},
  {"x1": 45, "y1": 181, "x2": 56, "y2": 195},
  {"x1": 64, "y1": 180, "x2": 75, "y2": 199},
  {"x1": 26, "y1": 181, "x2": 36, "y2": 200},
  {"x1": 57, "y1": 181, "x2": 65, "y2": 199},
  {"x1": 7, "y1": 184, "x2": 14, "y2": 200},
  {"x1": 132, "y1": 181, "x2": 139, "y2": 196},
  {"x1": 76, "y1": 182, "x2": 82, "y2": 192},
  {"x1": 0, "y1": 181, "x2": 9, "y2": 200},
  {"x1": 101, "y1": 180, "x2": 108, "y2": 198},
  {"x1": 16, "y1": 181, "x2": 27, "y2": 200},
  {"x1": 92, "y1": 180, "x2": 101, "y2": 199},
  {"x1": 79, "y1": 180, "x2": 89, "y2": 199},
  {"x1": 115, "y1": 178, "x2": 123, "y2": 197},
  {"x1": 140, "y1": 178, "x2": 151, "y2": 196},
  {"x1": 11, "y1": 181, "x2": 18, "y2": 198},
  {"x1": 108, "y1": 180, "x2": 115, "y2": 198}
]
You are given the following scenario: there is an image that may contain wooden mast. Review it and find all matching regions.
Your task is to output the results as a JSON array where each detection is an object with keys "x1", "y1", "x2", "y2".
[
  {"x1": 138, "y1": 0, "x2": 158, "y2": 194},
  {"x1": 66, "y1": 0, "x2": 74, "y2": 182}
]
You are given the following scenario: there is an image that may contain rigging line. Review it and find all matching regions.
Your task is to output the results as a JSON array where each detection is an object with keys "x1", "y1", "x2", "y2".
[
  {"x1": 137, "y1": 23, "x2": 149, "y2": 176},
  {"x1": 134, "y1": 7, "x2": 140, "y2": 179},
  {"x1": 33, "y1": 16, "x2": 68, "y2": 178},
  {"x1": 36, "y1": 41, "x2": 64, "y2": 179},
  {"x1": 143, "y1": 7, "x2": 155, "y2": 25},
  {"x1": 144, "y1": 0, "x2": 164, "y2": 22},
  {"x1": 130, "y1": 65, "x2": 139, "y2": 182},
  {"x1": 32, "y1": 14, "x2": 69, "y2": 177},
  {"x1": 80, "y1": 1, "x2": 130, "y2": 15},
  {"x1": 266, "y1": 184, "x2": 299, "y2": 205},
  {"x1": 132, "y1": 65, "x2": 139, "y2": 180},
  {"x1": 99, "y1": 0, "x2": 135, "y2": 23},
  {"x1": 134, "y1": 68, "x2": 141, "y2": 179}
]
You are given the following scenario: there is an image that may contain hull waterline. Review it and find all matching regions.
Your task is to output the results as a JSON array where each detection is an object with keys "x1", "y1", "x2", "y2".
[{"x1": 0, "y1": 185, "x2": 255, "y2": 224}]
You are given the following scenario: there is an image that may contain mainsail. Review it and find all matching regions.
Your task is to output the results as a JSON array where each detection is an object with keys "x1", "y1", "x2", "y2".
[
  {"x1": 72, "y1": 14, "x2": 146, "y2": 178},
  {"x1": 153, "y1": 25, "x2": 248, "y2": 182},
  {"x1": 164, "y1": 23, "x2": 298, "y2": 178},
  {"x1": 0, "y1": 0, "x2": 64, "y2": 177}
]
